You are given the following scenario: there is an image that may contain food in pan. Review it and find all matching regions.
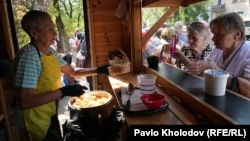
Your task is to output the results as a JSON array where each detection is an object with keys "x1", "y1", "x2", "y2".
[{"x1": 70, "y1": 91, "x2": 112, "y2": 108}]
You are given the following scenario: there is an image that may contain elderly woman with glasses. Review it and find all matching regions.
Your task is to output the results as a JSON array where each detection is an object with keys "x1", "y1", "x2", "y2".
[
  {"x1": 179, "y1": 12, "x2": 250, "y2": 98},
  {"x1": 173, "y1": 21, "x2": 213, "y2": 68}
]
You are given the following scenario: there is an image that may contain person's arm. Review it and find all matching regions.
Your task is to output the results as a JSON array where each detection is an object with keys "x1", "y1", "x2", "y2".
[
  {"x1": 236, "y1": 78, "x2": 250, "y2": 98},
  {"x1": 61, "y1": 64, "x2": 98, "y2": 78},
  {"x1": 19, "y1": 88, "x2": 62, "y2": 110},
  {"x1": 226, "y1": 75, "x2": 250, "y2": 99},
  {"x1": 61, "y1": 64, "x2": 110, "y2": 78},
  {"x1": 184, "y1": 60, "x2": 218, "y2": 76},
  {"x1": 185, "y1": 61, "x2": 250, "y2": 99},
  {"x1": 172, "y1": 47, "x2": 192, "y2": 66}
]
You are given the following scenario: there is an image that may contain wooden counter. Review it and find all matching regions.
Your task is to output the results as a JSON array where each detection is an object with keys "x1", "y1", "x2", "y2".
[
  {"x1": 145, "y1": 63, "x2": 250, "y2": 124},
  {"x1": 98, "y1": 74, "x2": 204, "y2": 126},
  {"x1": 98, "y1": 63, "x2": 250, "y2": 126}
]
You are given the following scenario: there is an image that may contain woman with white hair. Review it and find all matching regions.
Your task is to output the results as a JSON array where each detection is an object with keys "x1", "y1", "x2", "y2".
[
  {"x1": 182, "y1": 12, "x2": 250, "y2": 98},
  {"x1": 173, "y1": 21, "x2": 213, "y2": 69}
]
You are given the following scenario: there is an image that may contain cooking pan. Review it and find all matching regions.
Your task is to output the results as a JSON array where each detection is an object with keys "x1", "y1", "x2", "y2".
[{"x1": 68, "y1": 90, "x2": 113, "y2": 124}]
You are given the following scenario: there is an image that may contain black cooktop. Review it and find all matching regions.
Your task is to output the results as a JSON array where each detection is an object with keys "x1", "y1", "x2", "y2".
[{"x1": 63, "y1": 107, "x2": 125, "y2": 141}]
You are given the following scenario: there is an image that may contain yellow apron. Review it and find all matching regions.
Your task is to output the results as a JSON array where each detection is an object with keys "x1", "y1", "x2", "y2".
[{"x1": 23, "y1": 53, "x2": 61, "y2": 141}]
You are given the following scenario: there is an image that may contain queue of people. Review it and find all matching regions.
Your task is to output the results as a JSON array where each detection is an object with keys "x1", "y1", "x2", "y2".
[
  {"x1": 181, "y1": 12, "x2": 250, "y2": 99},
  {"x1": 68, "y1": 32, "x2": 78, "y2": 66},
  {"x1": 11, "y1": 10, "x2": 110, "y2": 141},
  {"x1": 67, "y1": 28, "x2": 87, "y2": 68},
  {"x1": 169, "y1": 12, "x2": 250, "y2": 99},
  {"x1": 144, "y1": 12, "x2": 250, "y2": 99}
]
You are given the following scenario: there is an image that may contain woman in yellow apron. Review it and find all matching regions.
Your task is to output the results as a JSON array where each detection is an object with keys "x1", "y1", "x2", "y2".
[{"x1": 12, "y1": 10, "x2": 109, "y2": 141}]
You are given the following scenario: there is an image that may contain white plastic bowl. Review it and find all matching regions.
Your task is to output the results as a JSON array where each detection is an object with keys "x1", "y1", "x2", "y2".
[
  {"x1": 140, "y1": 89, "x2": 156, "y2": 95},
  {"x1": 137, "y1": 74, "x2": 157, "y2": 86},
  {"x1": 139, "y1": 84, "x2": 155, "y2": 91}
]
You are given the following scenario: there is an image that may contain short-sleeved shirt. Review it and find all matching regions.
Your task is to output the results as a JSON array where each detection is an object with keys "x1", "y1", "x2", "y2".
[
  {"x1": 12, "y1": 43, "x2": 67, "y2": 89},
  {"x1": 176, "y1": 44, "x2": 213, "y2": 68},
  {"x1": 205, "y1": 41, "x2": 250, "y2": 79},
  {"x1": 12, "y1": 43, "x2": 67, "y2": 128},
  {"x1": 181, "y1": 44, "x2": 213, "y2": 62}
]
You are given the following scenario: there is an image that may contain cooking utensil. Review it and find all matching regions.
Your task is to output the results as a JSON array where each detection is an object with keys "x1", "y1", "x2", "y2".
[
  {"x1": 125, "y1": 83, "x2": 135, "y2": 111},
  {"x1": 68, "y1": 91, "x2": 114, "y2": 124}
]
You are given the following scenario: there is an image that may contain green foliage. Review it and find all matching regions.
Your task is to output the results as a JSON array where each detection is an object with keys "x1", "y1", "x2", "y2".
[
  {"x1": 12, "y1": 0, "x2": 85, "y2": 49},
  {"x1": 142, "y1": 7, "x2": 167, "y2": 28},
  {"x1": 58, "y1": 0, "x2": 84, "y2": 37},
  {"x1": 142, "y1": 1, "x2": 212, "y2": 29}
]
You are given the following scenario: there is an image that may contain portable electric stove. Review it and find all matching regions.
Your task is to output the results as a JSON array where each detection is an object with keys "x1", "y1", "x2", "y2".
[{"x1": 62, "y1": 107, "x2": 125, "y2": 141}]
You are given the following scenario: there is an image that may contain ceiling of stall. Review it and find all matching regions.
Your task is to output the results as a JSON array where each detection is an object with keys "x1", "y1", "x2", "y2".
[{"x1": 142, "y1": 0, "x2": 207, "y2": 7}]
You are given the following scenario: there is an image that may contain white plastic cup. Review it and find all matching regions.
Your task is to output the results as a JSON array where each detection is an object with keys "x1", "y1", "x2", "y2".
[
  {"x1": 204, "y1": 69, "x2": 229, "y2": 96},
  {"x1": 137, "y1": 74, "x2": 157, "y2": 94}
]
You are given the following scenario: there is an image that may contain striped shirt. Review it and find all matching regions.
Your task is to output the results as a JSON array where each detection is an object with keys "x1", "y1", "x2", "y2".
[
  {"x1": 12, "y1": 43, "x2": 67, "y2": 88},
  {"x1": 12, "y1": 43, "x2": 67, "y2": 128}
]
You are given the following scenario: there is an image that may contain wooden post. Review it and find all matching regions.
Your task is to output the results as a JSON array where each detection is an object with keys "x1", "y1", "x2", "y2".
[{"x1": 0, "y1": 79, "x2": 12, "y2": 141}]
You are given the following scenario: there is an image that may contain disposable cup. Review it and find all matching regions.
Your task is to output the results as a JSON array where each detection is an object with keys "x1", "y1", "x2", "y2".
[
  {"x1": 147, "y1": 56, "x2": 159, "y2": 68},
  {"x1": 204, "y1": 69, "x2": 229, "y2": 96},
  {"x1": 137, "y1": 74, "x2": 157, "y2": 94}
]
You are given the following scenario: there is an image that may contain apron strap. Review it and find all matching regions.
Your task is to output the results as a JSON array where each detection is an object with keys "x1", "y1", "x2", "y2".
[{"x1": 30, "y1": 42, "x2": 42, "y2": 58}]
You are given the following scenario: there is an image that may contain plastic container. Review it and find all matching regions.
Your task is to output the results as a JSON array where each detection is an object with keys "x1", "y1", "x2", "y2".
[{"x1": 140, "y1": 93, "x2": 166, "y2": 109}]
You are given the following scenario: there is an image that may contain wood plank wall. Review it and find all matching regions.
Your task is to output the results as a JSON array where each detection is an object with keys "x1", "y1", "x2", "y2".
[
  {"x1": 0, "y1": 0, "x2": 15, "y2": 60},
  {"x1": 88, "y1": 0, "x2": 130, "y2": 67}
]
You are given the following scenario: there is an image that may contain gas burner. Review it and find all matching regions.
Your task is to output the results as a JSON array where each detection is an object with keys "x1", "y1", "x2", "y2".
[{"x1": 63, "y1": 108, "x2": 125, "y2": 141}]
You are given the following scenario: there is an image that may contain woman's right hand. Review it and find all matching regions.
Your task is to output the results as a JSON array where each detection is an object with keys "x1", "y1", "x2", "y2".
[
  {"x1": 171, "y1": 47, "x2": 191, "y2": 65},
  {"x1": 60, "y1": 84, "x2": 88, "y2": 97}
]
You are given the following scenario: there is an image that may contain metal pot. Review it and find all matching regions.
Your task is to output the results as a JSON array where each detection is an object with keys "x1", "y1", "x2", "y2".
[{"x1": 68, "y1": 91, "x2": 114, "y2": 124}]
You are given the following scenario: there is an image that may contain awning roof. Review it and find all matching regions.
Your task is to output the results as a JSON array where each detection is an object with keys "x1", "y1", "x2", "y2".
[{"x1": 142, "y1": 0, "x2": 207, "y2": 7}]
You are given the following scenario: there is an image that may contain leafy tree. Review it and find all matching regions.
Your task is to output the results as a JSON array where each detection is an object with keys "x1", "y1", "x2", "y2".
[
  {"x1": 175, "y1": 1, "x2": 211, "y2": 26},
  {"x1": 12, "y1": 0, "x2": 50, "y2": 48},
  {"x1": 11, "y1": 0, "x2": 84, "y2": 53},
  {"x1": 142, "y1": 1, "x2": 211, "y2": 29},
  {"x1": 142, "y1": 7, "x2": 167, "y2": 29}
]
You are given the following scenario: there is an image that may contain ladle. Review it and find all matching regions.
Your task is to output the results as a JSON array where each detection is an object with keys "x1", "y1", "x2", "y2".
[{"x1": 125, "y1": 83, "x2": 135, "y2": 111}]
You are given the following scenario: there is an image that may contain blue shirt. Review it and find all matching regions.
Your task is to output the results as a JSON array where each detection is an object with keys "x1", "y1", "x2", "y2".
[
  {"x1": 12, "y1": 43, "x2": 67, "y2": 128},
  {"x1": 12, "y1": 43, "x2": 67, "y2": 89}
]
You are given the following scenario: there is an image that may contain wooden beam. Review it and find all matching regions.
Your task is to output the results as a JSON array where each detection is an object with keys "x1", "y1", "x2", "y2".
[
  {"x1": 131, "y1": 0, "x2": 143, "y2": 73},
  {"x1": 142, "y1": 0, "x2": 207, "y2": 7},
  {"x1": 142, "y1": 6, "x2": 178, "y2": 46},
  {"x1": 143, "y1": 0, "x2": 184, "y2": 7},
  {"x1": 0, "y1": 0, "x2": 15, "y2": 60},
  {"x1": 182, "y1": 0, "x2": 207, "y2": 7},
  {"x1": 0, "y1": 79, "x2": 13, "y2": 141}
]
